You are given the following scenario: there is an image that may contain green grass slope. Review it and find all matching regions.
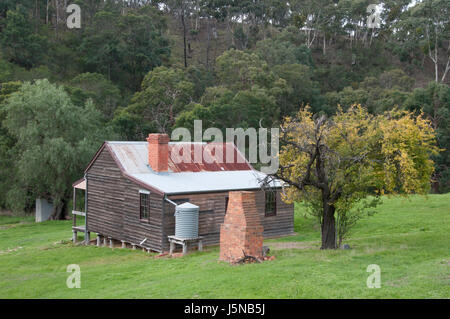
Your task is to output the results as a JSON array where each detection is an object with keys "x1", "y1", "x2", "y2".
[{"x1": 0, "y1": 194, "x2": 449, "y2": 298}]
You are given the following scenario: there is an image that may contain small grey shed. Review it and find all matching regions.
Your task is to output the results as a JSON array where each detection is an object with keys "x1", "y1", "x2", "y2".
[{"x1": 35, "y1": 198, "x2": 53, "y2": 222}]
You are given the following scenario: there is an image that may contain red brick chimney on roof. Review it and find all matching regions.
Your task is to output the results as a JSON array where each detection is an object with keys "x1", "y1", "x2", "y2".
[
  {"x1": 219, "y1": 191, "x2": 264, "y2": 263},
  {"x1": 146, "y1": 133, "x2": 170, "y2": 172}
]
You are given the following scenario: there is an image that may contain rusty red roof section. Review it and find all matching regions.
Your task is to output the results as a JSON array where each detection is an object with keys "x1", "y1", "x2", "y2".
[{"x1": 168, "y1": 142, "x2": 252, "y2": 172}]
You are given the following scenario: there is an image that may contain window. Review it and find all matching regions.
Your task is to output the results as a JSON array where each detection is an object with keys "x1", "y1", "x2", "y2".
[
  {"x1": 140, "y1": 192, "x2": 150, "y2": 220},
  {"x1": 264, "y1": 191, "x2": 276, "y2": 217},
  {"x1": 225, "y1": 196, "x2": 229, "y2": 213}
]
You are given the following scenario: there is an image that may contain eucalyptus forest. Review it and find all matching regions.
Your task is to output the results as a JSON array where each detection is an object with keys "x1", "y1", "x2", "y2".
[{"x1": 0, "y1": 0, "x2": 448, "y2": 220}]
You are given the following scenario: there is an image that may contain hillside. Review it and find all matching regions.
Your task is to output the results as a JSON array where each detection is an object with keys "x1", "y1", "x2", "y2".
[
  {"x1": 166, "y1": 13, "x2": 439, "y2": 90},
  {"x1": 0, "y1": 1, "x2": 449, "y2": 220}
]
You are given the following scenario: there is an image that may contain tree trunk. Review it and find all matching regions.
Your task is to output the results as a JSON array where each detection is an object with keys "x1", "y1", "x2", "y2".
[
  {"x1": 35, "y1": 0, "x2": 39, "y2": 33},
  {"x1": 441, "y1": 57, "x2": 449, "y2": 83},
  {"x1": 434, "y1": 59, "x2": 439, "y2": 83},
  {"x1": 321, "y1": 201, "x2": 336, "y2": 249},
  {"x1": 50, "y1": 198, "x2": 67, "y2": 220},
  {"x1": 206, "y1": 17, "x2": 210, "y2": 69},
  {"x1": 181, "y1": 4, "x2": 188, "y2": 68},
  {"x1": 55, "y1": 0, "x2": 59, "y2": 35}
]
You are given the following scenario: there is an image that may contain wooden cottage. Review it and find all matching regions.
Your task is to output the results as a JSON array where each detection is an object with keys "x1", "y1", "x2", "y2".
[{"x1": 71, "y1": 134, "x2": 294, "y2": 252}]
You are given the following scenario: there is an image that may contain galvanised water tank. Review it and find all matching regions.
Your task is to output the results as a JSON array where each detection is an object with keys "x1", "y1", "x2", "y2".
[{"x1": 175, "y1": 202, "x2": 199, "y2": 239}]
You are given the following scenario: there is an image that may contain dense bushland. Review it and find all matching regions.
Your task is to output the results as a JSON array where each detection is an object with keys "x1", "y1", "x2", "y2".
[{"x1": 0, "y1": 1, "x2": 448, "y2": 217}]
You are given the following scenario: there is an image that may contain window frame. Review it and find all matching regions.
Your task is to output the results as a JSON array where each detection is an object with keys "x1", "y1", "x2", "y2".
[
  {"x1": 225, "y1": 196, "x2": 229, "y2": 213},
  {"x1": 264, "y1": 190, "x2": 277, "y2": 217},
  {"x1": 139, "y1": 190, "x2": 150, "y2": 221}
]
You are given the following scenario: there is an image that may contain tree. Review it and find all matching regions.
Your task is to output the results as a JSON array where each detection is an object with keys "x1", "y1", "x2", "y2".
[
  {"x1": 0, "y1": 1, "x2": 35, "y2": 25},
  {"x1": 404, "y1": 82, "x2": 450, "y2": 193},
  {"x1": 393, "y1": 0, "x2": 450, "y2": 83},
  {"x1": 80, "y1": 6, "x2": 170, "y2": 91},
  {"x1": 176, "y1": 86, "x2": 279, "y2": 131},
  {"x1": 0, "y1": 81, "x2": 22, "y2": 105},
  {"x1": 272, "y1": 63, "x2": 323, "y2": 116},
  {"x1": 216, "y1": 49, "x2": 275, "y2": 91},
  {"x1": 116, "y1": 66, "x2": 194, "y2": 138},
  {"x1": 162, "y1": 0, "x2": 191, "y2": 67},
  {"x1": 290, "y1": 0, "x2": 339, "y2": 50},
  {"x1": 323, "y1": 69, "x2": 415, "y2": 114},
  {"x1": 79, "y1": 10, "x2": 121, "y2": 82},
  {"x1": 0, "y1": 5, "x2": 47, "y2": 69},
  {"x1": 118, "y1": 7, "x2": 171, "y2": 90},
  {"x1": 184, "y1": 65, "x2": 214, "y2": 100},
  {"x1": 255, "y1": 38, "x2": 314, "y2": 67},
  {"x1": 65, "y1": 72, "x2": 122, "y2": 121},
  {"x1": 270, "y1": 105, "x2": 438, "y2": 249},
  {"x1": 3, "y1": 79, "x2": 112, "y2": 219},
  {"x1": 0, "y1": 81, "x2": 22, "y2": 208}
]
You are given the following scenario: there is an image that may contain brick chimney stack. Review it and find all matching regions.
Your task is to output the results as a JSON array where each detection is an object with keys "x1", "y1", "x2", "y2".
[
  {"x1": 146, "y1": 133, "x2": 170, "y2": 172},
  {"x1": 219, "y1": 191, "x2": 264, "y2": 263}
]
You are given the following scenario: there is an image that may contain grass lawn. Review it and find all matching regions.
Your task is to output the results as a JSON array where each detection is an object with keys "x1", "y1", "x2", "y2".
[{"x1": 0, "y1": 194, "x2": 449, "y2": 299}]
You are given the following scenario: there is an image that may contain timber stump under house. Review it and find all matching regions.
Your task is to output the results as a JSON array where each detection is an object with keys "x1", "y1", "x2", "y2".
[{"x1": 71, "y1": 133, "x2": 295, "y2": 253}]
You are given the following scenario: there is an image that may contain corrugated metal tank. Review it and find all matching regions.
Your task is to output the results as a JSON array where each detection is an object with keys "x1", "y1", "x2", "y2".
[{"x1": 174, "y1": 202, "x2": 199, "y2": 238}]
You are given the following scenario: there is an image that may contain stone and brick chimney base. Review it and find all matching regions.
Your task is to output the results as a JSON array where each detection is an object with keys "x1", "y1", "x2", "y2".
[{"x1": 219, "y1": 191, "x2": 264, "y2": 263}]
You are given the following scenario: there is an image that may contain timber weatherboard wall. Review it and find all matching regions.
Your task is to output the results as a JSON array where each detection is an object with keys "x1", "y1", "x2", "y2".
[
  {"x1": 163, "y1": 191, "x2": 294, "y2": 251},
  {"x1": 86, "y1": 146, "x2": 165, "y2": 252}
]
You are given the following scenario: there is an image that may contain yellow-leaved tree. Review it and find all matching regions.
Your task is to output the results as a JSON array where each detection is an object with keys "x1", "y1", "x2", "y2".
[{"x1": 271, "y1": 105, "x2": 439, "y2": 249}]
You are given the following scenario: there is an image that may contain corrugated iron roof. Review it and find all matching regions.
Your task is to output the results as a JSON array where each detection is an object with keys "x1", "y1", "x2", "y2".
[
  {"x1": 107, "y1": 141, "x2": 253, "y2": 173},
  {"x1": 169, "y1": 142, "x2": 252, "y2": 172},
  {"x1": 81, "y1": 141, "x2": 280, "y2": 195},
  {"x1": 130, "y1": 170, "x2": 280, "y2": 195}
]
